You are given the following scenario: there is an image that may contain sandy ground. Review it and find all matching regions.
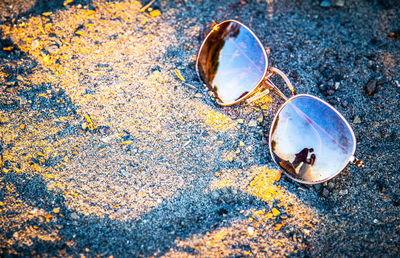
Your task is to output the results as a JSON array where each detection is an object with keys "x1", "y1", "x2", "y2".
[{"x1": 0, "y1": 0, "x2": 399, "y2": 256}]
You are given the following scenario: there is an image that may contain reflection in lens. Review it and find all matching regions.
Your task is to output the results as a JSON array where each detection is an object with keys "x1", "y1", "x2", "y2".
[
  {"x1": 269, "y1": 95, "x2": 356, "y2": 183},
  {"x1": 196, "y1": 21, "x2": 267, "y2": 105}
]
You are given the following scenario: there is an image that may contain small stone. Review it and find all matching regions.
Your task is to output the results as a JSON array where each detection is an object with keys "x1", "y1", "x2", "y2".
[
  {"x1": 334, "y1": 82, "x2": 340, "y2": 90},
  {"x1": 247, "y1": 226, "x2": 254, "y2": 236},
  {"x1": 322, "y1": 188, "x2": 329, "y2": 197},
  {"x1": 150, "y1": 10, "x2": 161, "y2": 17},
  {"x1": 320, "y1": 0, "x2": 331, "y2": 7},
  {"x1": 394, "y1": 80, "x2": 400, "y2": 88},
  {"x1": 239, "y1": 141, "x2": 245, "y2": 147},
  {"x1": 211, "y1": 191, "x2": 220, "y2": 199},
  {"x1": 353, "y1": 116, "x2": 361, "y2": 124},
  {"x1": 226, "y1": 151, "x2": 235, "y2": 162},
  {"x1": 81, "y1": 122, "x2": 88, "y2": 130},
  {"x1": 74, "y1": 25, "x2": 86, "y2": 36},
  {"x1": 101, "y1": 136, "x2": 112, "y2": 143},
  {"x1": 248, "y1": 120, "x2": 257, "y2": 127},
  {"x1": 339, "y1": 189, "x2": 348, "y2": 195},
  {"x1": 335, "y1": 0, "x2": 345, "y2": 7},
  {"x1": 47, "y1": 44, "x2": 59, "y2": 55},
  {"x1": 328, "y1": 182, "x2": 335, "y2": 189},
  {"x1": 327, "y1": 89, "x2": 335, "y2": 96},
  {"x1": 70, "y1": 212, "x2": 80, "y2": 220},
  {"x1": 373, "y1": 219, "x2": 379, "y2": 224},
  {"x1": 237, "y1": 119, "x2": 244, "y2": 124},
  {"x1": 272, "y1": 208, "x2": 280, "y2": 217},
  {"x1": 29, "y1": 208, "x2": 39, "y2": 214},
  {"x1": 341, "y1": 100, "x2": 349, "y2": 108},
  {"x1": 194, "y1": 93, "x2": 203, "y2": 98},
  {"x1": 275, "y1": 171, "x2": 282, "y2": 182},
  {"x1": 31, "y1": 39, "x2": 40, "y2": 49},
  {"x1": 20, "y1": 124, "x2": 25, "y2": 130},
  {"x1": 365, "y1": 79, "x2": 378, "y2": 96}
]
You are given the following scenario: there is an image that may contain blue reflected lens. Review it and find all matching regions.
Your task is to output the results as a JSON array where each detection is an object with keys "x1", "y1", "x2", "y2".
[
  {"x1": 197, "y1": 21, "x2": 267, "y2": 105},
  {"x1": 270, "y1": 95, "x2": 356, "y2": 183}
]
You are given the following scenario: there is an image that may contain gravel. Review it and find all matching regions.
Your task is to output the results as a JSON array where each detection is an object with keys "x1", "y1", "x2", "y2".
[{"x1": 0, "y1": 0, "x2": 399, "y2": 256}]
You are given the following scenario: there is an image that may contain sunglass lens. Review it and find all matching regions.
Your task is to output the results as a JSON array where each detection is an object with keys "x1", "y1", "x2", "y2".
[
  {"x1": 270, "y1": 95, "x2": 356, "y2": 184},
  {"x1": 197, "y1": 21, "x2": 267, "y2": 105}
]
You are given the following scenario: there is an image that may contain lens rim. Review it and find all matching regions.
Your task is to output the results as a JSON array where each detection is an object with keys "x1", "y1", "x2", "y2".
[
  {"x1": 195, "y1": 20, "x2": 269, "y2": 106},
  {"x1": 268, "y1": 94, "x2": 357, "y2": 184}
]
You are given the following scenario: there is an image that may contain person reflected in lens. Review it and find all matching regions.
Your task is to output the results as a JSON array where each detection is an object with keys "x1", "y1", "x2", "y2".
[
  {"x1": 297, "y1": 153, "x2": 316, "y2": 181},
  {"x1": 292, "y1": 148, "x2": 313, "y2": 168},
  {"x1": 277, "y1": 147, "x2": 317, "y2": 181}
]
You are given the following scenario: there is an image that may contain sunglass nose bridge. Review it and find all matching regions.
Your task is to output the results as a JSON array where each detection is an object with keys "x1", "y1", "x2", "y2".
[{"x1": 264, "y1": 67, "x2": 297, "y2": 101}]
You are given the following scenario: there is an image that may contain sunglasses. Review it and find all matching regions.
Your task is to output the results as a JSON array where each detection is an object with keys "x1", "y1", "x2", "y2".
[{"x1": 196, "y1": 20, "x2": 364, "y2": 184}]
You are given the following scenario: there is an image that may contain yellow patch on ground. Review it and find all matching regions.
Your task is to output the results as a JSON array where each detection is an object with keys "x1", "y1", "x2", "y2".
[{"x1": 198, "y1": 105, "x2": 237, "y2": 132}]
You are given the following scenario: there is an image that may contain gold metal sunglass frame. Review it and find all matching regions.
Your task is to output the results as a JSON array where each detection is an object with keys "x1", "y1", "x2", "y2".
[{"x1": 196, "y1": 20, "x2": 364, "y2": 184}]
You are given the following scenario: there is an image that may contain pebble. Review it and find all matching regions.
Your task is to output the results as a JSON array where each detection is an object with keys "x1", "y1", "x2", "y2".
[
  {"x1": 272, "y1": 208, "x2": 280, "y2": 216},
  {"x1": 101, "y1": 136, "x2": 112, "y2": 143},
  {"x1": 237, "y1": 119, "x2": 244, "y2": 124},
  {"x1": 70, "y1": 212, "x2": 80, "y2": 220},
  {"x1": 194, "y1": 93, "x2": 203, "y2": 98},
  {"x1": 47, "y1": 44, "x2": 60, "y2": 55},
  {"x1": 211, "y1": 191, "x2": 220, "y2": 199},
  {"x1": 335, "y1": 0, "x2": 345, "y2": 7},
  {"x1": 320, "y1": 0, "x2": 331, "y2": 7},
  {"x1": 353, "y1": 116, "x2": 361, "y2": 124},
  {"x1": 365, "y1": 79, "x2": 378, "y2": 96},
  {"x1": 81, "y1": 122, "x2": 88, "y2": 130},
  {"x1": 322, "y1": 188, "x2": 329, "y2": 197},
  {"x1": 339, "y1": 189, "x2": 348, "y2": 195},
  {"x1": 248, "y1": 120, "x2": 257, "y2": 127},
  {"x1": 334, "y1": 82, "x2": 340, "y2": 90},
  {"x1": 247, "y1": 226, "x2": 254, "y2": 236},
  {"x1": 373, "y1": 219, "x2": 379, "y2": 224},
  {"x1": 31, "y1": 39, "x2": 40, "y2": 49},
  {"x1": 394, "y1": 80, "x2": 400, "y2": 88},
  {"x1": 29, "y1": 208, "x2": 39, "y2": 214}
]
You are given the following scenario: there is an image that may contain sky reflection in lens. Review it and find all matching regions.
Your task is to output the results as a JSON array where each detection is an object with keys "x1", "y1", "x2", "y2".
[
  {"x1": 270, "y1": 95, "x2": 355, "y2": 183},
  {"x1": 197, "y1": 21, "x2": 267, "y2": 105}
]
